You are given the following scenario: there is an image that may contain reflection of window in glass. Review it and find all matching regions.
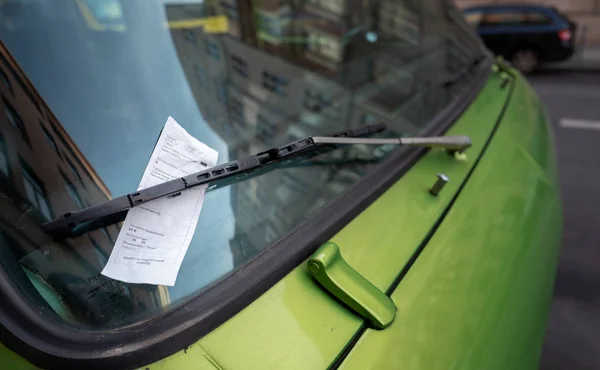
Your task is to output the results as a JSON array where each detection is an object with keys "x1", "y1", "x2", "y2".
[
  {"x1": 52, "y1": 129, "x2": 92, "y2": 187},
  {"x1": 194, "y1": 66, "x2": 207, "y2": 88},
  {"x1": 204, "y1": 39, "x2": 220, "y2": 60},
  {"x1": 320, "y1": 37, "x2": 341, "y2": 61},
  {"x1": 360, "y1": 113, "x2": 378, "y2": 125},
  {"x1": 0, "y1": 135, "x2": 10, "y2": 177},
  {"x1": 0, "y1": 69, "x2": 12, "y2": 93},
  {"x1": 381, "y1": 14, "x2": 392, "y2": 30},
  {"x1": 61, "y1": 170, "x2": 84, "y2": 209},
  {"x1": 51, "y1": 124, "x2": 70, "y2": 152},
  {"x1": 20, "y1": 160, "x2": 52, "y2": 220},
  {"x1": 215, "y1": 80, "x2": 227, "y2": 103},
  {"x1": 303, "y1": 90, "x2": 320, "y2": 112},
  {"x1": 183, "y1": 29, "x2": 196, "y2": 45},
  {"x1": 259, "y1": 13, "x2": 283, "y2": 37},
  {"x1": 255, "y1": 114, "x2": 276, "y2": 144},
  {"x1": 41, "y1": 124, "x2": 60, "y2": 155},
  {"x1": 308, "y1": 0, "x2": 344, "y2": 14},
  {"x1": 262, "y1": 71, "x2": 287, "y2": 96},
  {"x1": 275, "y1": 182, "x2": 293, "y2": 202},
  {"x1": 231, "y1": 55, "x2": 248, "y2": 78},
  {"x1": 65, "y1": 156, "x2": 83, "y2": 185},
  {"x1": 3, "y1": 98, "x2": 29, "y2": 144},
  {"x1": 89, "y1": 236, "x2": 108, "y2": 266},
  {"x1": 219, "y1": 0, "x2": 239, "y2": 20},
  {"x1": 221, "y1": 118, "x2": 234, "y2": 137},
  {"x1": 286, "y1": 125, "x2": 307, "y2": 142},
  {"x1": 101, "y1": 227, "x2": 114, "y2": 243},
  {"x1": 306, "y1": 33, "x2": 341, "y2": 62},
  {"x1": 90, "y1": 179, "x2": 105, "y2": 199},
  {"x1": 229, "y1": 96, "x2": 244, "y2": 127},
  {"x1": 0, "y1": 53, "x2": 41, "y2": 112},
  {"x1": 303, "y1": 90, "x2": 336, "y2": 114},
  {"x1": 323, "y1": 0, "x2": 344, "y2": 15}
]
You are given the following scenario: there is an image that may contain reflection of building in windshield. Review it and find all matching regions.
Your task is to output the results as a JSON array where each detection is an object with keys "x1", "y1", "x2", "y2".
[
  {"x1": 0, "y1": 42, "x2": 169, "y2": 325},
  {"x1": 167, "y1": 1, "x2": 397, "y2": 266}
]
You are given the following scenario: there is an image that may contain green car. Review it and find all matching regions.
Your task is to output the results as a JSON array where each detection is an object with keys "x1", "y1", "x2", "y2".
[{"x1": 0, "y1": 0, "x2": 561, "y2": 369}]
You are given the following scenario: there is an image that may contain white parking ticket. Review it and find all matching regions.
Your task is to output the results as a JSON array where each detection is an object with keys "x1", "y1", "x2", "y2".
[{"x1": 101, "y1": 117, "x2": 218, "y2": 286}]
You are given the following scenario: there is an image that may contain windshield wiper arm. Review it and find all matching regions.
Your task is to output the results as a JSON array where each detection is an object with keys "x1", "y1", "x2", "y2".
[
  {"x1": 312, "y1": 135, "x2": 471, "y2": 151},
  {"x1": 42, "y1": 123, "x2": 471, "y2": 238}
]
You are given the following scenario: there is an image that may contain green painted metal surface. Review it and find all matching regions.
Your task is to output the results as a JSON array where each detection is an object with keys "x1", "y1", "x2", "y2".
[
  {"x1": 338, "y1": 71, "x2": 562, "y2": 370},
  {"x1": 0, "y1": 344, "x2": 38, "y2": 370},
  {"x1": 147, "y1": 69, "x2": 515, "y2": 369},
  {"x1": 307, "y1": 242, "x2": 396, "y2": 329}
]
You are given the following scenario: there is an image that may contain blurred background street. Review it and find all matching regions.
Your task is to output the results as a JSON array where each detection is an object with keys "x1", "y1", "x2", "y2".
[
  {"x1": 530, "y1": 71, "x2": 600, "y2": 370},
  {"x1": 454, "y1": 1, "x2": 600, "y2": 368}
]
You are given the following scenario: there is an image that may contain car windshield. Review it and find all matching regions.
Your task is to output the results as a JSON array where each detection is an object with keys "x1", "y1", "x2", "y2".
[{"x1": 0, "y1": 0, "x2": 484, "y2": 328}]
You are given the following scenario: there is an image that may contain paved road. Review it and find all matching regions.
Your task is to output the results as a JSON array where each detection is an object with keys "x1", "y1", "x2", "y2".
[{"x1": 529, "y1": 71, "x2": 600, "y2": 370}]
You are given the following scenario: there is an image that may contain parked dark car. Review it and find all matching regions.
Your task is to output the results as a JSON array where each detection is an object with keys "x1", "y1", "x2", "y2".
[{"x1": 464, "y1": 4, "x2": 577, "y2": 73}]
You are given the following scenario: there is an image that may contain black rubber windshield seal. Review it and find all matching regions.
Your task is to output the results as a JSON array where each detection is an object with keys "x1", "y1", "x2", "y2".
[{"x1": 0, "y1": 58, "x2": 493, "y2": 370}]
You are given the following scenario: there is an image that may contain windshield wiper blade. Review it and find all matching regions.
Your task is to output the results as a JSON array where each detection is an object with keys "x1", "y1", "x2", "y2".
[
  {"x1": 43, "y1": 123, "x2": 385, "y2": 238},
  {"x1": 48, "y1": 153, "x2": 385, "y2": 240},
  {"x1": 42, "y1": 123, "x2": 471, "y2": 239}
]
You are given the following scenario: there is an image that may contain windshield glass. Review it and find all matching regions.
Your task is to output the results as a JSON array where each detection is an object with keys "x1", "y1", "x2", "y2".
[{"x1": 0, "y1": 0, "x2": 484, "y2": 328}]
